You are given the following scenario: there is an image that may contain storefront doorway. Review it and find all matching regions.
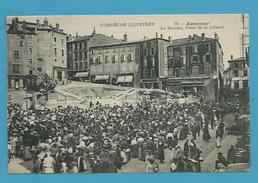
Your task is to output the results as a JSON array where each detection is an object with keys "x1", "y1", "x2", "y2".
[{"x1": 57, "y1": 71, "x2": 62, "y2": 81}]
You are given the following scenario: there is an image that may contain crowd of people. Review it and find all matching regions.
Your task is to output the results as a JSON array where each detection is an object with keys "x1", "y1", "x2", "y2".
[{"x1": 8, "y1": 99, "x2": 243, "y2": 173}]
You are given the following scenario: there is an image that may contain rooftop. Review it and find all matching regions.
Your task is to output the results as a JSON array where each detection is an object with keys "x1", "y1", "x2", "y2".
[
  {"x1": 228, "y1": 57, "x2": 246, "y2": 62},
  {"x1": 67, "y1": 35, "x2": 93, "y2": 42},
  {"x1": 168, "y1": 34, "x2": 217, "y2": 47},
  {"x1": 172, "y1": 37, "x2": 213, "y2": 46},
  {"x1": 90, "y1": 37, "x2": 169, "y2": 49},
  {"x1": 7, "y1": 17, "x2": 66, "y2": 35}
]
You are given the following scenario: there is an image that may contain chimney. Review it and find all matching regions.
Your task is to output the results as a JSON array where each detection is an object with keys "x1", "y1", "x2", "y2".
[
  {"x1": 193, "y1": 34, "x2": 197, "y2": 39},
  {"x1": 43, "y1": 18, "x2": 48, "y2": 26},
  {"x1": 201, "y1": 33, "x2": 205, "y2": 40},
  {"x1": 230, "y1": 55, "x2": 233, "y2": 60},
  {"x1": 156, "y1": 32, "x2": 158, "y2": 38},
  {"x1": 214, "y1": 32, "x2": 218, "y2": 40},
  {"x1": 189, "y1": 35, "x2": 191, "y2": 42},
  {"x1": 92, "y1": 26, "x2": 96, "y2": 36},
  {"x1": 76, "y1": 32, "x2": 79, "y2": 38},
  {"x1": 144, "y1": 36, "x2": 148, "y2": 40},
  {"x1": 168, "y1": 36, "x2": 172, "y2": 44},
  {"x1": 56, "y1": 22, "x2": 60, "y2": 31},
  {"x1": 22, "y1": 20, "x2": 26, "y2": 31},
  {"x1": 160, "y1": 34, "x2": 163, "y2": 39},
  {"x1": 36, "y1": 19, "x2": 40, "y2": 27},
  {"x1": 123, "y1": 33, "x2": 127, "y2": 42},
  {"x1": 111, "y1": 34, "x2": 114, "y2": 38}
]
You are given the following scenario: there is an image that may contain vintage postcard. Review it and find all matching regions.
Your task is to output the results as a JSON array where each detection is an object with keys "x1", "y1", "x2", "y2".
[{"x1": 7, "y1": 14, "x2": 250, "y2": 173}]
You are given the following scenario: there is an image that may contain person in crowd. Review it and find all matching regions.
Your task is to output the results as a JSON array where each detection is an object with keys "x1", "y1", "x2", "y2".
[
  {"x1": 170, "y1": 158, "x2": 177, "y2": 172},
  {"x1": 189, "y1": 139, "x2": 197, "y2": 159},
  {"x1": 157, "y1": 140, "x2": 165, "y2": 163},
  {"x1": 8, "y1": 141, "x2": 12, "y2": 163},
  {"x1": 183, "y1": 139, "x2": 189, "y2": 157},
  {"x1": 43, "y1": 152, "x2": 55, "y2": 173},
  {"x1": 33, "y1": 155, "x2": 42, "y2": 173},
  {"x1": 215, "y1": 152, "x2": 228, "y2": 171},
  {"x1": 202, "y1": 123, "x2": 211, "y2": 142},
  {"x1": 216, "y1": 126, "x2": 223, "y2": 148},
  {"x1": 7, "y1": 99, "x2": 241, "y2": 173},
  {"x1": 176, "y1": 156, "x2": 185, "y2": 172},
  {"x1": 191, "y1": 123, "x2": 198, "y2": 140},
  {"x1": 145, "y1": 151, "x2": 155, "y2": 173},
  {"x1": 192, "y1": 148, "x2": 203, "y2": 172},
  {"x1": 227, "y1": 145, "x2": 236, "y2": 164}
]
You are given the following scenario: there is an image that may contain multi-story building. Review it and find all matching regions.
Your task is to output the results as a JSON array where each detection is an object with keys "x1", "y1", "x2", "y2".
[
  {"x1": 8, "y1": 17, "x2": 67, "y2": 89},
  {"x1": 89, "y1": 34, "x2": 170, "y2": 87},
  {"x1": 89, "y1": 39, "x2": 141, "y2": 86},
  {"x1": 7, "y1": 19, "x2": 37, "y2": 89},
  {"x1": 166, "y1": 33, "x2": 224, "y2": 100},
  {"x1": 224, "y1": 55, "x2": 249, "y2": 103},
  {"x1": 140, "y1": 34, "x2": 170, "y2": 89},
  {"x1": 66, "y1": 31, "x2": 123, "y2": 81}
]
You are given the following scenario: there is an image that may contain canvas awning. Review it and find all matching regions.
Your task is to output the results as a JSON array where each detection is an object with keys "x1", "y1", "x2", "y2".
[
  {"x1": 181, "y1": 81, "x2": 204, "y2": 87},
  {"x1": 102, "y1": 75, "x2": 110, "y2": 80},
  {"x1": 74, "y1": 72, "x2": 89, "y2": 78},
  {"x1": 117, "y1": 76, "x2": 125, "y2": 83},
  {"x1": 95, "y1": 75, "x2": 110, "y2": 80},
  {"x1": 95, "y1": 75, "x2": 103, "y2": 80},
  {"x1": 124, "y1": 75, "x2": 133, "y2": 83}
]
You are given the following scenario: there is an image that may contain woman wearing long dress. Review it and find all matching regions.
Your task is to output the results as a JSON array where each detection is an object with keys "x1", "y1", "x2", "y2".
[
  {"x1": 131, "y1": 138, "x2": 138, "y2": 158},
  {"x1": 43, "y1": 152, "x2": 55, "y2": 173},
  {"x1": 158, "y1": 141, "x2": 165, "y2": 163},
  {"x1": 77, "y1": 155, "x2": 87, "y2": 173},
  {"x1": 216, "y1": 126, "x2": 224, "y2": 148},
  {"x1": 145, "y1": 152, "x2": 155, "y2": 173},
  {"x1": 142, "y1": 141, "x2": 147, "y2": 162},
  {"x1": 120, "y1": 150, "x2": 128, "y2": 164},
  {"x1": 138, "y1": 141, "x2": 143, "y2": 160},
  {"x1": 202, "y1": 124, "x2": 211, "y2": 141},
  {"x1": 24, "y1": 146, "x2": 32, "y2": 160}
]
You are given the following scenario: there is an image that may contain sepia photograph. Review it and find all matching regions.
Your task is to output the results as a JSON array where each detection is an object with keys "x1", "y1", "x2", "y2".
[{"x1": 7, "y1": 14, "x2": 250, "y2": 173}]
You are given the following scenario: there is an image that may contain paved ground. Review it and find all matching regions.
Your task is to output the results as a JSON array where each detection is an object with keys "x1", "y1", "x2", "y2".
[{"x1": 8, "y1": 158, "x2": 31, "y2": 173}]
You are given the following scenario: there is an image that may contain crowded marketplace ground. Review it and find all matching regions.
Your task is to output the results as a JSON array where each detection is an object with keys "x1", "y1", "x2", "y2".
[{"x1": 8, "y1": 82, "x2": 250, "y2": 173}]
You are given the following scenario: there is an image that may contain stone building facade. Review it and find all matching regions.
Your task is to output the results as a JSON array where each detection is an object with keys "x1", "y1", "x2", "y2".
[
  {"x1": 89, "y1": 41, "x2": 141, "y2": 86},
  {"x1": 66, "y1": 31, "x2": 123, "y2": 81},
  {"x1": 166, "y1": 33, "x2": 224, "y2": 100},
  {"x1": 7, "y1": 17, "x2": 67, "y2": 89},
  {"x1": 8, "y1": 23, "x2": 37, "y2": 89},
  {"x1": 224, "y1": 56, "x2": 249, "y2": 103},
  {"x1": 140, "y1": 36, "x2": 170, "y2": 89}
]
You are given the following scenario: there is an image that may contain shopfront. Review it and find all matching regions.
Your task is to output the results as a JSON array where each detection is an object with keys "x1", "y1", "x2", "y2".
[
  {"x1": 94, "y1": 74, "x2": 110, "y2": 84},
  {"x1": 116, "y1": 74, "x2": 134, "y2": 87},
  {"x1": 74, "y1": 72, "x2": 89, "y2": 81},
  {"x1": 140, "y1": 78, "x2": 161, "y2": 89}
]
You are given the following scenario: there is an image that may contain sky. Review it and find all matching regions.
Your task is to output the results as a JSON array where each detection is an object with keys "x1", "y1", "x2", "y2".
[{"x1": 7, "y1": 14, "x2": 249, "y2": 68}]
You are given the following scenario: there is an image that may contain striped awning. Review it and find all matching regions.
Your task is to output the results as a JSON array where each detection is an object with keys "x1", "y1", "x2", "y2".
[
  {"x1": 95, "y1": 75, "x2": 103, "y2": 80},
  {"x1": 95, "y1": 75, "x2": 110, "y2": 80},
  {"x1": 74, "y1": 72, "x2": 89, "y2": 78}
]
